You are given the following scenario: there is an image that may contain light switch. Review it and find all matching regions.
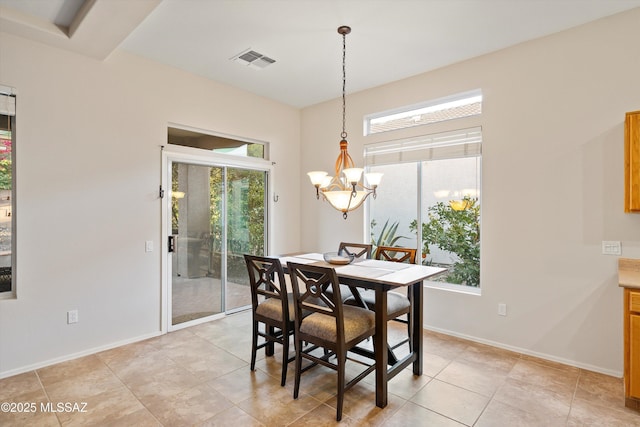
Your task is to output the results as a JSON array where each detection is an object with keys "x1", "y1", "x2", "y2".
[{"x1": 145, "y1": 240, "x2": 154, "y2": 252}]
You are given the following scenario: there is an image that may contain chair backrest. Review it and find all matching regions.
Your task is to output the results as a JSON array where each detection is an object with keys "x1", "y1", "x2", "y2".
[
  {"x1": 288, "y1": 262, "x2": 345, "y2": 345},
  {"x1": 338, "y1": 242, "x2": 372, "y2": 260},
  {"x1": 244, "y1": 254, "x2": 289, "y2": 317},
  {"x1": 375, "y1": 246, "x2": 417, "y2": 264}
]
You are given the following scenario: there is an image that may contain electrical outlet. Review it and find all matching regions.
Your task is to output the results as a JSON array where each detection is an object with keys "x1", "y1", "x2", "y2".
[
  {"x1": 67, "y1": 310, "x2": 78, "y2": 324},
  {"x1": 602, "y1": 241, "x2": 621, "y2": 255},
  {"x1": 498, "y1": 303, "x2": 507, "y2": 316}
]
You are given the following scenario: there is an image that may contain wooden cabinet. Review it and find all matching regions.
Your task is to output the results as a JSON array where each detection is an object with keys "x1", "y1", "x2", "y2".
[
  {"x1": 625, "y1": 110, "x2": 640, "y2": 212},
  {"x1": 624, "y1": 288, "x2": 640, "y2": 409}
]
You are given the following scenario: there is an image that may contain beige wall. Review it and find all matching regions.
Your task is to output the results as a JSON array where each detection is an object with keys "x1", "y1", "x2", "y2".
[
  {"x1": 301, "y1": 8, "x2": 640, "y2": 375},
  {"x1": 0, "y1": 33, "x2": 301, "y2": 377}
]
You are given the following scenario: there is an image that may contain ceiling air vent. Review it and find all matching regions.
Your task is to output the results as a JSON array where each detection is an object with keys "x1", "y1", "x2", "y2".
[{"x1": 232, "y1": 49, "x2": 276, "y2": 69}]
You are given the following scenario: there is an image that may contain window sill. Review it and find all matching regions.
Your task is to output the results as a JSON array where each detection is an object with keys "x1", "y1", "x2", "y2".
[{"x1": 424, "y1": 280, "x2": 481, "y2": 296}]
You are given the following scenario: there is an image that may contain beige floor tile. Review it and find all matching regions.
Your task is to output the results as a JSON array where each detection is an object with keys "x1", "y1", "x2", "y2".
[
  {"x1": 252, "y1": 350, "x2": 297, "y2": 387},
  {"x1": 38, "y1": 358, "x2": 124, "y2": 403},
  {"x1": 142, "y1": 382, "x2": 234, "y2": 427},
  {"x1": 574, "y1": 369, "x2": 625, "y2": 408},
  {"x1": 237, "y1": 384, "x2": 323, "y2": 426},
  {"x1": 387, "y1": 368, "x2": 433, "y2": 401},
  {"x1": 421, "y1": 350, "x2": 454, "y2": 378},
  {"x1": 476, "y1": 399, "x2": 568, "y2": 427},
  {"x1": 207, "y1": 365, "x2": 284, "y2": 404},
  {"x1": 435, "y1": 359, "x2": 509, "y2": 397},
  {"x1": 204, "y1": 329, "x2": 255, "y2": 362},
  {"x1": 175, "y1": 345, "x2": 248, "y2": 381},
  {"x1": 322, "y1": 379, "x2": 406, "y2": 425},
  {"x1": 96, "y1": 338, "x2": 161, "y2": 368},
  {"x1": 410, "y1": 378, "x2": 489, "y2": 425},
  {"x1": 0, "y1": 406, "x2": 60, "y2": 427},
  {"x1": 53, "y1": 384, "x2": 156, "y2": 427},
  {"x1": 458, "y1": 341, "x2": 521, "y2": 372},
  {"x1": 102, "y1": 348, "x2": 183, "y2": 384},
  {"x1": 37, "y1": 355, "x2": 108, "y2": 387},
  {"x1": 125, "y1": 363, "x2": 203, "y2": 401},
  {"x1": 492, "y1": 377, "x2": 572, "y2": 420},
  {"x1": 520, "y1": 354, "x2": 581, "y2": 374},
  {"x1": 198, "y1": 405, "x2": 265, "y2": 427},
  {"x1": 287, "y1": 402, "x2": 361, "y2": 426},
  {"x1": 381, "y1": 401, "x2": 465, "y2": 427},
  {"x1": 568, "y1": 396, "x2": 640, "y2": 426},
  {"x1": 507, "y1": 358, "x2": 579, "y2": 396},
  {"x1": 423, "y1": 331, "x2": 470, "y2": 360},
  {"x1": 0, "y1": 372, "x2": 42, "y2": 401}
]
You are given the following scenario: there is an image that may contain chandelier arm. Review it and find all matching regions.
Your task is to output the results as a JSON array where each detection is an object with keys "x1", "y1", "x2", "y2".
[{"x1": 334, "y1": 148, "x2": 356, "y2": 177}]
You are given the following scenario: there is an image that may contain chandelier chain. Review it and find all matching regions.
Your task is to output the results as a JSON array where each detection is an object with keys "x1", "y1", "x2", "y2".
[{"x1": 341, "y1": 30, "x2": 347, "y2": 140}]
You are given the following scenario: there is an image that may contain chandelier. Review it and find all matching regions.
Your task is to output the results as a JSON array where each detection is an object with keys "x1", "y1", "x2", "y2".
[{"x1": 307, "y1": 26, "x2": 382, "y2": 219}]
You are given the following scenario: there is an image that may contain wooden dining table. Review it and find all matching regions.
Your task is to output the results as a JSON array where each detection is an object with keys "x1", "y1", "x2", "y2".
[{"x1": 278, "y1": 252, "x2": 445, "y2": 408}]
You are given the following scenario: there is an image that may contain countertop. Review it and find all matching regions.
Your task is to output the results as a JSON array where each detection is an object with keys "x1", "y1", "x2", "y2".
[{"x1": 619, "y1": 258, "x2": 640, "y2": 289}]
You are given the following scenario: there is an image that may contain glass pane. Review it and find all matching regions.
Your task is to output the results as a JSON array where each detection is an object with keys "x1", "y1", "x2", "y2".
[
  {"x1": 368, "y1": 163, "x2": 418, "y2": 253},
  {"x1": 226, "y1": 168, "x2": 266, "y2": 311},
  {"x1": 0, "y1": 114, "x2": 13, "y2": 293},
  {"x1": 171, "y1": 162, "x2": 223, "y2": 324},
  {"x1": 421, "y1": 157, "x2": 481, "y2": 287},
  {"x1": 168, "y1": 127, "x2": 265, "y2": 159}
]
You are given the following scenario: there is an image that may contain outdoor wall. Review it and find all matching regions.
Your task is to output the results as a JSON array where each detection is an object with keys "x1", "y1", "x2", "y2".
[
  {"x1": 301, "y1": 8, "x2": 640, "y2": 375},
  {"x1": 0, "y1": 33, "x2": 301, "y2": 377}
]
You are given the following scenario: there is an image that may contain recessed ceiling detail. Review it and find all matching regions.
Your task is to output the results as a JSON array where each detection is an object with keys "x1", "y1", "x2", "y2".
[{"x1": 232, "y1": 49, "x2": 276, "y2": 69}]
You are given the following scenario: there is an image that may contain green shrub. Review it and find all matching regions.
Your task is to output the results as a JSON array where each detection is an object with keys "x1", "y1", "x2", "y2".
[{"x1": 410, "y1": 196, "x2": 480, "y2": 287}]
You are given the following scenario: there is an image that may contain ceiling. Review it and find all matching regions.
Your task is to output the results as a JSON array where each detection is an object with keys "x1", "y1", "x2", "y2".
[{"x1": 2, "y1": 0, "x2": 640, "y2": 108}]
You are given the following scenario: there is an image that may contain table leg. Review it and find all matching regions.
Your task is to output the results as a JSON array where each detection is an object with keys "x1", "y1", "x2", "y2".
[
  {"x1": 411, "y1": 281, "x2": 423, "y2": 375},
  {"x1": 374, "y1": 288, "x2": 388, "y2": 408}
]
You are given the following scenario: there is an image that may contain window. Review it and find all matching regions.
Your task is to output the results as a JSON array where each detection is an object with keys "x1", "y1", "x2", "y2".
[
  {"x1": 168, "y1": 126, "x2": 266, "y2": 159},
  {"x1": 0, "y1": 86, "x2": 15, "y2": 296},
  {"x1": 366, "y1": 127, "x2": 481, "y2": 289},
  {"x1": 364, "y1": 89, "x2": 482, "y2": 135}
]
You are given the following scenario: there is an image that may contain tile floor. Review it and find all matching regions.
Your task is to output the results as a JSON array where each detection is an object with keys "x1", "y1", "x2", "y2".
[{"x1": 2, "y1": 310, "x2": 640, "y2": 426}]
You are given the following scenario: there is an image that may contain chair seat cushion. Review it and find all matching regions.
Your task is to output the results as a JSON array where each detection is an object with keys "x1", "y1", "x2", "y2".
[
  {"x1": 345, "y1": 290, "x2": 410, "y2": 316},
  {"x1": 299, "y1": 305, "x2": 375, "y2": 343},
  {"x1": 325, "y1": 284, "x2": 354, "y2": 302},
  {"x1": 256, "y1": 294, "x2": 295, "y2": 322}
]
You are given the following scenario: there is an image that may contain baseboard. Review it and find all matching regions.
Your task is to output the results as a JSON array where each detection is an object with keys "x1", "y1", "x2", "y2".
[
  {"x1": 423, "y1": 324, "x2": 622, "y2": 378},
  {"x1": 0, "y1": 331, "x2": 162, "y2": 380}
]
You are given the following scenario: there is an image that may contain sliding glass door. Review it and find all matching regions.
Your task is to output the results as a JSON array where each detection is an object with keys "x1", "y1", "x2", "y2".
[{"x1": 169, "y1": 160, "x2": 267, "y2": 327}]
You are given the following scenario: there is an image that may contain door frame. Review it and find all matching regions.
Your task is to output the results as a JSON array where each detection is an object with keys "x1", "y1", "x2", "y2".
[{"x1": 161, "y1": 142, "x2": 274, "y2": 333}]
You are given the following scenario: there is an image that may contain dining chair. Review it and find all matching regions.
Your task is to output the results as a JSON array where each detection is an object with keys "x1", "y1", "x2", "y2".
[
  {"x1": 345, "y1": 246, "x2": 417, "y2": 351},
  {"x1": 338, "y1": 242, "x2": 372, "y2": 260},
  {"x1": 332, "y1": 242, "x2": 373, "y2": 302},
  {"x1": 288, "y1": 262, "x2": 376, "y2": 421},
  {"x1": 244, "y1": 254, "x2": 295, "y2": 386}
]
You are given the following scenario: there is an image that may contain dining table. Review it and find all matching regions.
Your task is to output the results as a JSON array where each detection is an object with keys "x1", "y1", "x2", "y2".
[{"x1": 278, "y1": 252, "x2": 445, "y2": 408}]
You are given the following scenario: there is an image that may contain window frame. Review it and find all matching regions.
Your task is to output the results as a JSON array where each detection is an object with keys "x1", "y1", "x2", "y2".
[{"x1": 0, "y1": 85, "x2": 16, "y2": 299}]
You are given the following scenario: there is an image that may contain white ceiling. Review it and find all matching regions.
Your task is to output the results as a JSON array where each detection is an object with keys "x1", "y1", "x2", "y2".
[{"x1": 2, "y1": 0, "x2": 640, "y2": 108}]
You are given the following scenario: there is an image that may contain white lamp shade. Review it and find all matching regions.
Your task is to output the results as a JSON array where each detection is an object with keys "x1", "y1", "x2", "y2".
[
  {"x1": 320, "y1": 175, "x2": 333, "y2": 189},
  {"x1": 323, "y1": 190, "x2": 368, "y2": 213},
  {"x1": 342, "y1": 168, "x2": 363, "y2": 184},
  {"x1": 307, "y1": 171, "x2": 328, "y2": 186},
  {"x1": 365, "y1": 172, "x2": 383, "y2": 187}
]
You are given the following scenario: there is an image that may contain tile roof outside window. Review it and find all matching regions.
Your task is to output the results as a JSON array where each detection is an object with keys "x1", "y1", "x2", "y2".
[{"x1": 365, "y1": 91, "x2": 482, "y2": 135}]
